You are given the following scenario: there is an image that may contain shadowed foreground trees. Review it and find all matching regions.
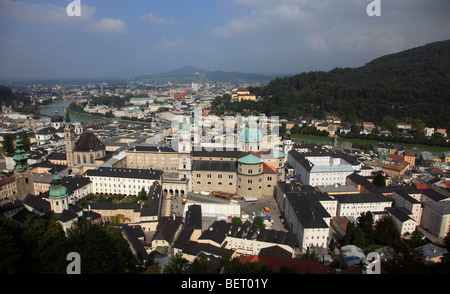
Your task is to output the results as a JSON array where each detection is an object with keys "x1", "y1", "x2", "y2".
[{"x1": 0, "y1": 214, "x2": 136, "y2": 274}]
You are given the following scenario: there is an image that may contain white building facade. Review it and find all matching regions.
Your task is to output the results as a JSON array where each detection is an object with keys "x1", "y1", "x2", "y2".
[{"x1": 85, "y1": 167, "x2": 162, "y2": 196}]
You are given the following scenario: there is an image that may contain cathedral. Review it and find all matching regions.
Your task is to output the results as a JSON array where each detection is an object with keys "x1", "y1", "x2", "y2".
[{"x1": 64, "y1": 113, "x2": 106, "y2": 169}]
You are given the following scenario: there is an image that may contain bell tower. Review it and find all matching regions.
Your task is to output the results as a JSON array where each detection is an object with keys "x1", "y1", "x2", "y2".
[
  {"x1": 13, "y1": 135, "x2": 34, "y2": 199},
  {"x1": 65, "y1": 112, "x2": 75, "y2": 168}
]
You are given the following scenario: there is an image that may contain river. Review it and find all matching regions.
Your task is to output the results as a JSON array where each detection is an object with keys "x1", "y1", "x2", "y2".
[{"x1": 40, "y1": 99, "x2": 94, "y2": 123}]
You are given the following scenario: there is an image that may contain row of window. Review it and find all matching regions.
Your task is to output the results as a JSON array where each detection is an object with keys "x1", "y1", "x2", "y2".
[{"x1": 196, "y1": 174, "x2": 234, "y2": 179}]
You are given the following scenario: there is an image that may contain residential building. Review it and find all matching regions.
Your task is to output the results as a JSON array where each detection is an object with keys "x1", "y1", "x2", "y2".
[
  {"x1": 85, "y1": 167, "x2": 162, "y2": 196},
  {"x1": 287, "y1": 145, "x2": 361, "y2": 187},
  {"x1": 334, "y1": 193, "x2": 392, "y2": 221},
  {"x1": 385, "y1": 207, "x2": 417, "y2": 235},
  {"x1": 420, "y1": 200, "x2": 450, "y2": 240}
]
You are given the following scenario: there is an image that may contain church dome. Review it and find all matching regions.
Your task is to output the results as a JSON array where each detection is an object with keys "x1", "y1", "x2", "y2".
[
  {"x1": 49, "y1": 173, "x2": 68, "y2": 200},
  {"x1": 51, "y1": 111, "x2": 64, "y2": 123},
  {"x1": 238, "y1": 126, "x2": 262, "y2": 143}
]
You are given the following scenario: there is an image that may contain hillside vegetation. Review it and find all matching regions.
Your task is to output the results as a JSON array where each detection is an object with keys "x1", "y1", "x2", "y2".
[{"x1": 243, "y1": 40, "x2": 450, "y2": 129}]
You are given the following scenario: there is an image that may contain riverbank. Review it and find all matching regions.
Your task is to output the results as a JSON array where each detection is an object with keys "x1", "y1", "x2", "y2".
[{"x1": 291, "y1": 134, "x2": 450, "y2": 155}]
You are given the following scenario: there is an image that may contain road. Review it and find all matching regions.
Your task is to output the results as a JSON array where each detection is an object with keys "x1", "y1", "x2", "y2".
[{"x1": 168, "y1": 192, "x2": 288, "y2": 232}]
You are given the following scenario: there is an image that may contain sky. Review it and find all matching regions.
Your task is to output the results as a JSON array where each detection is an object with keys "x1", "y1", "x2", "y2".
[{"x1": 0, "y1": 0, "x2": 449, "y2": 80}]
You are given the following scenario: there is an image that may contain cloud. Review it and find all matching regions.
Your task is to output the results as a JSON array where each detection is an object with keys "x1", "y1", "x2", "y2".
[
  {"x1": 88, "y1": 18, "x2": 127, "y2": 34},
  {"x1": 0, "y1": 0, "x2": 96, "y2": 23},
  {"x1": 140, "y1": 11, "x2": 176, "y2": 25}
]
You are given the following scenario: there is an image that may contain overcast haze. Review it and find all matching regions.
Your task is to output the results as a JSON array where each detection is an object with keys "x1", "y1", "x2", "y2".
[{"x1": 1, "y1": 0, "x2": 449, "y2": 80}]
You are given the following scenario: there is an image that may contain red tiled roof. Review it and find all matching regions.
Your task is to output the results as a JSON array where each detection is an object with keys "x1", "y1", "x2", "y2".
[
  {"x1": 415, "y1": 184, "x2": 428, "y2": 190},
  {"x1": 240, "y1": 255, "x2": 330, "y2": 274},
  {"x1": 262, "y1": 162, "x2": 277, "y2": 174},
  {"x1": 389, "y1": 154, "x2": 404, "y2": 160}
]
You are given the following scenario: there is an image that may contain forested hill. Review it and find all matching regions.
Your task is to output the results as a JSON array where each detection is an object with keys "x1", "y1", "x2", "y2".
[{"x1": 248, "y1": 39, "x2": 450, "y2": 129}]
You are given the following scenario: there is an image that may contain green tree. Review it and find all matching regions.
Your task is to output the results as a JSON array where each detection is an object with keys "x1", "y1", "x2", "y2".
[
  {"x1": 290, "y1": 124, "x2": 301, "y2": 134},
  {"x1": 381, "y1": 116, "x2": 398, "y2": 135},
  {"x1": 373, "y1": 173, "x2": 386, "y2": 187},
  {"x1": 221, "y1": 256, "x2": 267, "y2": 274},
  {"x1": 20, "y1": 132, "x2": 31, "y2": 151},
  {"x1": 66, "y1": 221, "x2": 136, "y2": 274},
  {"x1": 138, "y1": 187, "x2": 147, "y2": 202},
  {"x1": 329, "y1": 238, "x2": 336, "y2": 252},
  {"x1": 343, "y1": 221, "x2": 355, "y2": 245},
  {"x1": 384, "y1": 240, "x2": 426, "y2": 274},
  {"x1": 442, "y1": 230, "x2": 450, "y2": 264},
  {"x1": 163, "y1": 252, "x2": 190, "y2": 274},
  {"x1": 0, "y1": 215, "x2": 22, "y2": 274},
  {"x1": 252, "y1": 216, "x2": 265, "y2": 229},
  {"x1": 189, "y1": 254, "x2": 210, "y2": 274},
  {"x1": 1, "y1": 134, "x2": 15, "y2": 156},
  {"x1": 22, "y1": 215, "x2": 67, "y2": 274},
  {"x1": 357, "y1": 212, "x2": 374, "y2": 245},
  {"x1": 411, "y1": 119, "x2": 425, "y2": 139},
  {"x1": 374, "y1": 215, "x2": 400, "y2": 246},
  {"x1": 352, "y1": 227, "x2": 366, "y2": 248},
  {"x1": 231, "y1": 217, "x2": 242, "y2": 225}
]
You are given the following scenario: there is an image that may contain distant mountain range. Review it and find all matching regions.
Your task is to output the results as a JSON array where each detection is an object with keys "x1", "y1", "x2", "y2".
[{"x1": 133, "y1": 66, "x2": 292, "y2": 83}]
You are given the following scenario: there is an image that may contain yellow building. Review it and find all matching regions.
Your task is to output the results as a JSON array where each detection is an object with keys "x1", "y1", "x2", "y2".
[{"x1": 232, "y1": 88, "x2": 256, "y2": 102}]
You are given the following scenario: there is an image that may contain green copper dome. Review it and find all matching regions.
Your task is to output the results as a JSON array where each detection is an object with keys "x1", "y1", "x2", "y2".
[
  {"x1": 238, "y1": 127, "x2": 262, "y2": 143},
  {"x1": 237, "y1": 154, "x2": 263, "y2": 165},
  {"x1": 49, "y1": 173, "x2": 68, "y2": 200}
]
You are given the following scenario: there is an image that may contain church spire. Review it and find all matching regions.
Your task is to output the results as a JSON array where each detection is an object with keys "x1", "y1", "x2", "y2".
[{"x1": 13, "y1": 135, "x2": 29, "y2": 172}]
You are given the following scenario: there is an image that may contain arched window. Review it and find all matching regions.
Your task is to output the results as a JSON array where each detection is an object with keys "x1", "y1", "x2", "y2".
[
  {"x1": 83, "y1": 155, "x2": 87, "y2": 163},
  {"x1": 90, "y1": 154, "x2": 94, "y2": 164},
  {"x1": 77, "y1": 154, "x2": 81, "y2": 164}
]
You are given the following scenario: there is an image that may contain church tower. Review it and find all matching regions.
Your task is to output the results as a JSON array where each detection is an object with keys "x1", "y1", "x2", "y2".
[
  {"x1": 65, "y1": 112, "x2": 75, "y2": 169},
  {"x1": 282, "y1": 129, "x2": 293, "y2": 155},
  {"x1": 13, "y1": 135, "x2": 34, "y2": 199},
  {"x1": 49, "y1": 173, "x2": 69, "y2": 214}
]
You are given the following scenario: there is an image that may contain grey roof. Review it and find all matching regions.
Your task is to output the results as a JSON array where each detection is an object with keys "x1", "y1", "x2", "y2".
[
  {"x1": 386, "y1": 207, "x2": 414, "y2": 223},
  {"x1": 201, "y1": 221, "x2": 297, "y2": 248},
  {"x1": 392, "y1": 190, "x2": 421, "y2": 204},
  {"x1": 333, "y1": 193, "x2": 392, "y2": 204},
  {"x1": 184, "y1": 204, "x2": 202, "y2": 230},
  {"x1": 23, "y1": 194, "x2": 51, "y2": 214},
  {"x1": 193, "y1": 148, "x2": 248, "y2": 159},
  {"x1": 85, "y1": 167, "x2": 163, "y2": 180},
  {"x1": 122, "y1": 225, "x2": 148, "y2": 265},
  {"x1": 153, "y1": 216, "x2": 183, "y2": 243},
  {"x1": 286, "y1": 193, "x2": 330, "y2": 229},
  {"x1": 421, "y1": 189, "x2": 448, "y2": 202},
  {"x1": 182, "y1": 241, "x2": 234, "y2": 258},
  {"x1": 347, "y1": 173, "x2": 379, "y2": 193},
  {"x1": 87, "y1": 202, "x2": 142, "y2": 211},
  {"x1": 192, "y1": 160, "x2": 237, "y2": 172},
  {"x1": 130, "y1": 145, "x2": 176, "y2": 153}
]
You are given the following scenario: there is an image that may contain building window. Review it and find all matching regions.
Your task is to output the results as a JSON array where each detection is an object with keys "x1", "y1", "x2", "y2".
[{"x1": 248, "y1": 179, "x2": 252, "y2": 184}]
